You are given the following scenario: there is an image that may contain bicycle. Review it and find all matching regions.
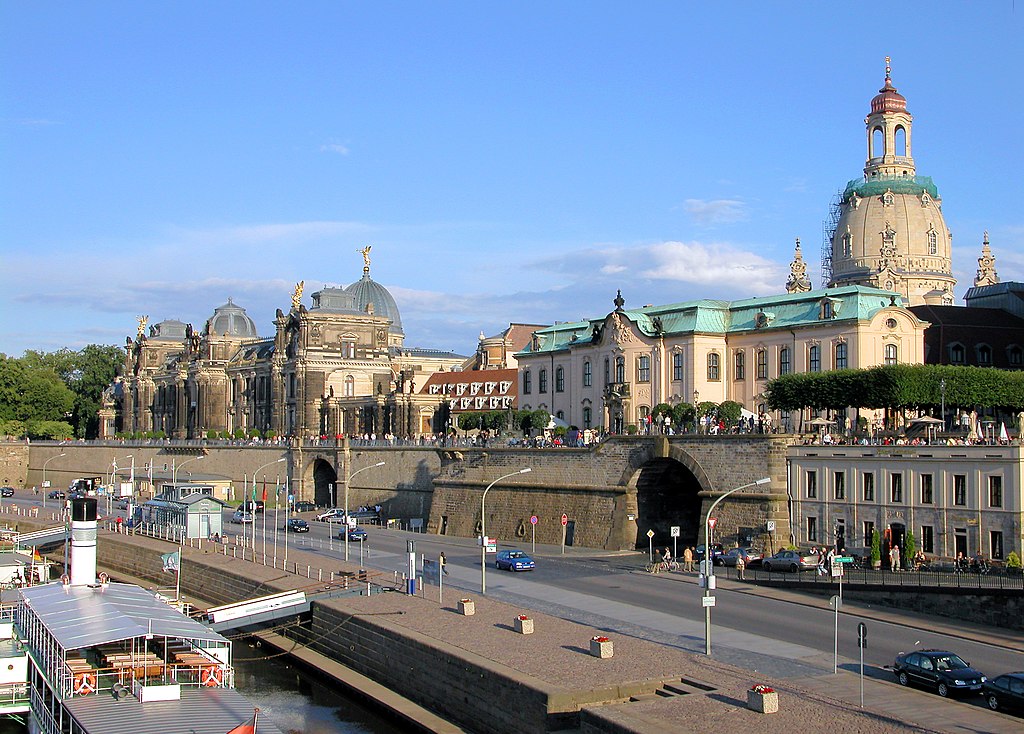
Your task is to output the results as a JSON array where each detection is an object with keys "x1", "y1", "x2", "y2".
[{"x1": 645, "y1": 560, "x2": 679, "y2": 573}]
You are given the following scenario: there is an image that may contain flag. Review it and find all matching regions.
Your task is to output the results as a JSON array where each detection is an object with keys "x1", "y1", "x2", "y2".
[
  {"x1": 161, "y1": 551, "x2": 180, "y2": 573},
  {"x1": 261, "y1": 478, "x2": 267, "y2": 503},
  {"x1": 32, "y1": 548, "x2": 42, "y2": 562},
  {"x1": 225, "y1": 708, "x2": 258, "y2": 734}
]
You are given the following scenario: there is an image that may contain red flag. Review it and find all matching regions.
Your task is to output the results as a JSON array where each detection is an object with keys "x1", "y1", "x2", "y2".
[
  {"x1": 261, "y1": 478, "x2": 267, "y2": 503},
  {"x1": 226, "y1": 709, "x2": 258, "y2": 734}
]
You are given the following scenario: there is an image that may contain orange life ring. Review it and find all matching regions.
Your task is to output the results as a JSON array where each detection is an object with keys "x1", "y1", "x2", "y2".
[
  {"x1": 202, "y1": 665, "x2": 223, "y2": 687},
  {"x1": 74, "y1": 672, "x2": 96, "y2": 695}
]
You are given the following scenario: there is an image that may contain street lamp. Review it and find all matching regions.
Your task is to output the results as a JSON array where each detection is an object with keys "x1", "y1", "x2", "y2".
[
  {"x1": 702, "y1": 476, "x2": 770, "y2": 656},
  {"x1": 940, "y1": 378, "x2": 946, "y2": 429},
  {"x1": 252, "y1": 458, "x2": 286, "y2": 551},
  {"x1": 42, "y1": 451, "x2": 66, "y2": 503},
  {"x1": 480, "y1": 467, "x2": 532, "y2": 594},
  {"x1": 344, "y1": 461, "x2": 385, "y2": 562},
  {"x1": 172, "y1": 455, "x2": 205, "y2": 487}
]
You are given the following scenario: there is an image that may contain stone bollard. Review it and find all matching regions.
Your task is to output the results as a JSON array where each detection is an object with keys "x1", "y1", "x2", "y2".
[
  {"x1": 747, "y1": 686, "x2": 778, "y2": 714},
  {"x1": 589, "y1": 636, "x2": 613, "y2": 658},
  {"x1": 458, "y1": 598, "x2": 475, "y2": 616},
  {"x1": 513, "y1": 615, "x2": 533, "y2": 634}
]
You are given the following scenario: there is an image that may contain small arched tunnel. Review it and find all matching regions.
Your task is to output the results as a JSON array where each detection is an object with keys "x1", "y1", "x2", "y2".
[
  {"x1": 312, "y1": 459, "x2": 338, "y2": 507},
  {"x1": 633, "y1": 458, "x2": 703, "y2": 550}
]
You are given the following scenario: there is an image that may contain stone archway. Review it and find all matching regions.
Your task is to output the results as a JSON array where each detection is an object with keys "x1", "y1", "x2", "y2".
[
  {"x1": 631, "y1": 457, "x2": 704, "y2": 550},
  {"x1": 312, "y1": 458, "x2": 338, "y2": 508}
]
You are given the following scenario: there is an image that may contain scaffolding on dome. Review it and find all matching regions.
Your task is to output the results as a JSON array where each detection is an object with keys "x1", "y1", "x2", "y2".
[
  {"x1": 841, "y1": 174, "x2": 938, "y2": 201},
  {"x1": 820, "y1": 189, "x2": 842, "y2": 287}
]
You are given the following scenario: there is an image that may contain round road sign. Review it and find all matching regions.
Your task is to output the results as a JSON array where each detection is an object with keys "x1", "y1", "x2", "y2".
[
  {"x1": 560, "y1": 513, "x2": 568, "y2": 526},
  {"x1": 530, "y1": 515, "x2": 538, "y2": 525}
]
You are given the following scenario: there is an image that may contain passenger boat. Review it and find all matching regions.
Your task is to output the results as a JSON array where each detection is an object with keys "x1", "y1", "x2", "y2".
[{"x1": 0, "y1": 498, "x2": 281, "y2": 734}]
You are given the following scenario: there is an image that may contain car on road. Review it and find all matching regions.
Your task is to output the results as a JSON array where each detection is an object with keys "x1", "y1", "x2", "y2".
[
  {"x1": 47, "y1": 490, "x2": 65, "y2": 500},
  {"x1": 695, "y1": 544, "x2": 724, "y2": 562},
  {"x1": 0, "y1": 487, "x2": 14, "y2": 498},
  {"x1": 982, "y1": 671, "x2": 1024, "y2": 713},
  {"x1": 495, "y1": 550, "x2": 535, "y2": 572},
  {"x1": 717, "y1": 547, "x2": 763, "y2": 567},
  {"x1": 893, "y1": 649, "x2": 986, "y2": 697},
  {"x1": 230, "y1": 510, "x2": 254, "y2": 524},
  {"x1": 316, "y1": 508, "x2": 346, "y2": 522},
  {"x1": 762, "y1": 549, "x2": 819, "y2": 572},
  {"x1": 341, "y1": 527, "x2": 368, "y2": 542},
  {"x1": 294, "y1": 501, "x2": 317, "y2": 513},
  {"x1": 241, "y1": 500, "x2": 265, "y2": 514},
  {"x1": 285, "y1": 518, "x2": 309, "y2": 533}
]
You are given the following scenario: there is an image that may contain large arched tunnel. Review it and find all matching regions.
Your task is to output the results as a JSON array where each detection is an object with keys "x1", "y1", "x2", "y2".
[
  {"x1": 312, "y1": 459, "x2": 338, "y2": 507},
  {"x1": 632, "y1": 458, "x2": 704, "y2": 550}
]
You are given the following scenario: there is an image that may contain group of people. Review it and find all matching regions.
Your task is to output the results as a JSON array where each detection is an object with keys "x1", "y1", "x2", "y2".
[{"x1": 659, "y1": 546, "x2": 699, "y2": 573}]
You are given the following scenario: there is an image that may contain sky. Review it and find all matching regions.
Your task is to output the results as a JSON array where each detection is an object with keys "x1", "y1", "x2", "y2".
[{"x1": 2, "y1": 2, "x2": 1022, "y2": 359}]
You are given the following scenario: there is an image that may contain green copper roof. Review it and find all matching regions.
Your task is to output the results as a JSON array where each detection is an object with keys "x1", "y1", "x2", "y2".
[
  {"x1": 517, "y1": 286, "x2": 905, "y2": 356},
  {"x1": 842, "y1": 174, "x2": 939, "y2": 202}
]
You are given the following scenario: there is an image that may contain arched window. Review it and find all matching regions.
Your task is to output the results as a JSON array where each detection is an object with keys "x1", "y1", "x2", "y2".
[
  {"x1": 894, "y1": 125, "x2": 907, "y2": 157},
  {"x1": 779, "y1": 347, "x2": 791, "y2": 375},
  {"x1": 835, "y1": 342, "x2": 848, "y2": 369},
  {"x1": 734, "y1": 350, "x2": 745, "y2": 380},
  {"x1": 871, "y1": 126, "x2": 884, "y2": 159},
  {"x1": 809, "y1": 345, "x2": 821, "y2": 372},
  {"x1": 637, "y1": 355, "x2": 651, "y2": 383},
  {"x1": 928, "y1": 228, "x2": 938, "y2": 255},
  {"x1": 884, "y1": 344, "x2": 898, "y2": 366},
  {"x1": 344, "y1": 375, "x2": 355, "y2": 397},
  {"x1": 555, "y1": 366, "x2": 565, "y2": 392},
  {"x1": 672, "y1": 352, "x2": 684, "y2": 381},
  {"x1": 539, "y1": 368, "x2": 548, "y2": 393},
  {"x1": 615, "y1": 357, "x2": 625, "y2": 383},
  {"x1": 603, "y1": 358, "x2": 610, "y2": 386},
  {"x1": 707, "y1": 352, "x2": 720, "y2": 381},
  {"x1": 522, "y1": 370, "x2": 532, "y2": 395},
  {"x1": 583, "y1": 406, "x2": 592, "y2": 428},
  {"x1": 949, "y1": 344, "x2": 965, "y2": 364},
  {"x1": 756, "y1": 349, "x2": 768, "y2": 379},
  {"x1": 842, "y1": 232, "x2": 852, "y2": 258},
  {"x1": 977, "y1": 344, "x2": 992, "y2": 366},
  {"x1": 583, "y1": 361, "x2": 592, "y2": 387}
]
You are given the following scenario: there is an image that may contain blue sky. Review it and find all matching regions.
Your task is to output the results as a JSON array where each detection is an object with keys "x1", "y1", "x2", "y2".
[{"x1": 2, "y1": 2, "x2": 1022, "y2": 358}]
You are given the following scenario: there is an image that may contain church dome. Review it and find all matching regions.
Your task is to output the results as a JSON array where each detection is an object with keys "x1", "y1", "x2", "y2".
[
  {"x1": 150, "y1": 319, "x2": 187, "y2": 341},
  {"x1": 207, "y1": 298, "x2": 259, "y2": 338},
  {"x1": 870, "y1": 77, "x2": 907, "y2": 115},
  {"x1": 345, "y1": 273, "x2": 404, "y2": 336}
]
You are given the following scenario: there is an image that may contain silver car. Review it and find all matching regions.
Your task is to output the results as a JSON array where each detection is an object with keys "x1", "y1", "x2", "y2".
[
  {"x1": 762, "y1": 549, "x2": 818, "y2": 572},
  {"x1": 717, "y1": 547, "x2": 763, "y2": 567}
]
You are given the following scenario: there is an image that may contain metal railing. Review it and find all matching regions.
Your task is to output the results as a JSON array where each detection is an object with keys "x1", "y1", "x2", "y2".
[{"x1": 735, "y1": 565, "x2": 1024, "y2": 591}]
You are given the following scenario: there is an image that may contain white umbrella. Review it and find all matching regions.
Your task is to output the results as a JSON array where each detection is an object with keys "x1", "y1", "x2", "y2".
[{"x1": 999, "y1": 422, "x2": 1009, "y2": 442}]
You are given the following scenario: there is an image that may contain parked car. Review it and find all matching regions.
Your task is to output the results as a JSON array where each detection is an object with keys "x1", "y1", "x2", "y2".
[
  {"x1": 285, "y1": 518, "x2": 309, "y2": 533},
  {"x1": 495, "y1": 550, "x2": 535, "y2": 572},
  {"x1": 47, "y1": 490, "x2": 65, "y2": 500},
  {"x1": 893, "y1": 649, "x2": 986, "y2": 697},
  {"x1": 231, "y1": 510, "x2": 254, "y2": 524},
  {"x1": 294, "y1": 501, "x2": 317, "y2": 513},
  {"x1": 762, "y1": 549, "x2": 819, "y2": 572},
  {"x1": 982, "y1": 671, "x2": 1024, "y2": 713},
  {"x1": 241, "y1": 500, "x2": 265, "y2": 514},
  {"x1": 695, "y1": 544, "x2": 724, "y2": 562},
  {"x1": 717, "y1": 547, "x2": 763, "y2": 567},
  {"x1": 316, "y1": 508, "x2": 345, "y2": 522},
  {"x1": 0, "y1": 487, "x2": 14, "y2": 498},
  {"x1": 342, "y1": 527, "x2": 368, "y2": 542}
]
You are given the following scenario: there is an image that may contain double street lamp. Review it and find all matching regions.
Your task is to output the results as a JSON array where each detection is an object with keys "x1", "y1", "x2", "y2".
[
  {"x1": 480, "y1": 467, "x2": 532, "y2": 594},
  {"x1": 702, "y1": 476, "x2": 771, "y2": 656},
  {"x1": 172, "y1": 455, "x2": 205, "y2": 486},
  {"x1": 344, "y1": 462, "x2": 385, "y2": 562}
]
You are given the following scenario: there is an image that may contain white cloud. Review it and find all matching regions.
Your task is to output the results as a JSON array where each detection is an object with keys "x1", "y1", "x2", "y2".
[
  {"x1": 682, "y1": 198, "x2": 748, "y2": 226},
  {"x1": 319, "y1": 142, "x2": 350, "y2": 155},
  {"x1": 641, "y1": 240, "x2": 781, "y2": 293}
]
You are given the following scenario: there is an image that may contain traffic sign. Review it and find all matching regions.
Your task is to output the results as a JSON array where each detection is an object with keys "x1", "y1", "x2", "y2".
[
  {"x1": 702, "y1": 596, "x2": 716, "y2": 607},
  {"x1": 560, "y1": 513, "x2": 568, "y2": 526},
  {"x1": 833, "y1": 556, "x2": 855, "y2": 563},
  {"x1": 708, "y1": 517, "x2": 718, "y2": 529},
  {"x1": 530, "y1": 515, "x2": 538, "y2": 525},
  {"x1": 670, "y1": 526, "x2": 680, "y2": 538},
  {"x1": 646, "y1": 529, "x2": 655, "y2": 538}
]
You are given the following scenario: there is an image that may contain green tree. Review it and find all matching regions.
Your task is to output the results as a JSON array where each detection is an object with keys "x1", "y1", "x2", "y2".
[
  {"x1": 22, "y1": 344, "x2": 123, "y2": 438},
  {"x1": 903, "y1": 531, "x2": 916, "y2": 568},
  {"x1": 672, "y1": 402, "x2": 694, "y2": 427},
  {"x1": 717, "y1": 400, "x2": 743, "y2": 427},
  {"x1": 870, "y1": 529, "x2": 882, "y2": 566},
  {"x1": 0, "y1": 354, "x2": 76, "y2": 435}
]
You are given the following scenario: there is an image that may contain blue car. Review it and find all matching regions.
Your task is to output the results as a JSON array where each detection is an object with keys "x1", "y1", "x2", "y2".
[
  {"x1": 340, "y1": 527, "x2": 368, "y2": 542},
  {"x1": 495, "y1": 550, "x2": 535, "y2": 572}
]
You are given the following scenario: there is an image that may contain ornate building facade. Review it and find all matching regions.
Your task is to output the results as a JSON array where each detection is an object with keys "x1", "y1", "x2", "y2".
[{"x1": 110, "y1": 255, "x2": 467, "y2": 439}]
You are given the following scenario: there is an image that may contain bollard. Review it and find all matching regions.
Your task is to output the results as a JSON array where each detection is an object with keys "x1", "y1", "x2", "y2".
[
  {"x1": 330, "y1": 571, "x2": 335, "y2": 582},
  {"x1": 318, "y1": 568, "x2": 322, "y2": 582},
  {"x1": 307, "y1": 565, "x2": 311, "y2": 578}
]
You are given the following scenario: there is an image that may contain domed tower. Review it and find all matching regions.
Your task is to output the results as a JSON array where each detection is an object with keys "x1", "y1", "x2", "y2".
[
  {"x1": 827, "y1": 58, "x2": 955, "y2": 305},
  {"x1": 344, "y1": 249, "x2": 404, "y2": 345}
]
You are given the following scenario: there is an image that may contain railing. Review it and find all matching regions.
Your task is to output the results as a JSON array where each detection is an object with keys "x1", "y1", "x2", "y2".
[
  {"x1": 0, "y1": 683, "x2": 29, "y2": 709},
  {"x1": 62, "y1": 660, "x2": 235, "y2": 698},
  {"x1": 735, "y1": 565, "x2": 1024, "y2": 591}
]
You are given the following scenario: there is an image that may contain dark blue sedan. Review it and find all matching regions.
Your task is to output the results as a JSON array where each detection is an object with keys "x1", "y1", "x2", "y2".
[
  {"x1": 340, "y1": 527, "x2": 368, "y2": 542},
  {"x1": 495, "y1": 550, "x2": 535, "y2": 571}
]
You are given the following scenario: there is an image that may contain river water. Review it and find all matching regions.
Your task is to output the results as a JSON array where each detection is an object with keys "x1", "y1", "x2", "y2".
[{"x1": 233, "y1": 641, "x2": 407, "y2": 734}]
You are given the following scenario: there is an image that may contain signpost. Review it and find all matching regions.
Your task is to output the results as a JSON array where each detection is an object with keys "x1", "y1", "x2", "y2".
[
  {"x1": 829, "y1": 594, "x2": 842, "y2": 674},
  {"x1": 670, "y1": 525, "x2": 680, "y2": 559},
  {"x1": 561, "y1": 513, "x2": 568, "y2": 555},
  {"x1": 530, "y1": 515, "x2": 538, "y2": 554},
  {"x1": 646, "y1": 529, "x2": 655, "y2": 562},
  {"x1": 857, "y1": 622, "x2": 868, "y2": 707}
]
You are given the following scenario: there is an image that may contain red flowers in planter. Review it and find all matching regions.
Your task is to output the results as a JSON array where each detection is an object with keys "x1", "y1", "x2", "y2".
[
  {"x1": 751, "y1": 684, "x2": 775, "y2": 694},
  {"x1": 517, "y1": 615, "x2": 530, "y2": 621},
  {"x1": 591, "y1": 636, "x2": 610, "y2": 643}
]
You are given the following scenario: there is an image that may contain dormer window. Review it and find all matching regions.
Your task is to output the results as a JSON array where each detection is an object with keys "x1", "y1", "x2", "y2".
[
  {"x1": 949, "y1": 343, "x2": 965, "y2": 365},
  {"x1": 976, "y1": 344, "x2": 992, "y2": 366},
  {"x1": 1008, "y1": 345, "x2": 1023, "y2": 367}
]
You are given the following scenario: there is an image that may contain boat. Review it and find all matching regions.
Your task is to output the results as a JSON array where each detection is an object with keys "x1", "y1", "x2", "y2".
[{"x1": 0, "y1": 498, "x2": 281, "y2": 734}]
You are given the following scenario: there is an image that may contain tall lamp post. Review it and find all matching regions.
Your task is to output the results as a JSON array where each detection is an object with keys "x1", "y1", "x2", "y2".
[
  {"x1": 940, "y1": 378, "x2": 946, "y2": 430},
  {"x1": 41, "y1": 450, "x2": 66, "y2": 505},
  {"x1": 702, "y1": 476, "x2": 770, "y2": 656},
  {"x1": 344, "y1": 461, "x2": 385, "y2": 562},
  {"x1": 252, "y1": 458, "x2": 286, "y2": 551},
  {"x1": 172, "y1": 455, "x2": 205, "y2": 487},
  {"x1": 480, "y1": 467, "x2": 532, "y2": 594}
]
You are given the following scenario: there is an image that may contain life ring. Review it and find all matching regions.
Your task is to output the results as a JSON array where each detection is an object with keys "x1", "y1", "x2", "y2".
[
  {"x1": 60, "y1": 574, "x2": 70, "y2": 586},
  {"x1": 74, "y1": 672, "x2": 96, "y2": 695},
  {"x1": 202, "y1": 665, "x2": 223, "y2": 687},
  {"x1": 98, "y1": 572, "x2": 109, "y2": 584}
]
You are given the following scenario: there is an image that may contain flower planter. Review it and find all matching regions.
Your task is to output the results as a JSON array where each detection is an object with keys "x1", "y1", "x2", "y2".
[
  {"x1": 589, "y1": 637, "x2": 613, "y2": 658},
  {"x1": 513, "y1": 616, "x2": 533, "y2": 634},
  {"x1": 458, "y1": 599, "x2": 475, "y2": 616},
  {"x1": 747, "y1": 689, "x2": 778, "y2": 714}
]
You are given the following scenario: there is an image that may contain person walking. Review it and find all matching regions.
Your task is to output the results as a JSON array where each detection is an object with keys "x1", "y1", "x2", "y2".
[
  {"x1": 683, "y1": 546, "x2": 694, "y2": 573},
  {"x1": 816, "y1": 549, "x2": 827, "y2": 576},
  {"x1": 439, "y1": 552, "x2": 449, "y2": 576},
  {"x1": 735, "y1": 553, "x2": 746, "y2": 580},
  {"x1": 890, "y1": 544, "x2": 901, "y2": 572}
]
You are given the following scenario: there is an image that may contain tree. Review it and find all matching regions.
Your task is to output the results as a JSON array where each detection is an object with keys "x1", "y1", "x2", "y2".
[
  {"x1": 0, "y1": 354, "x2": 76, "y2": 435},
  {"x1": 22, "y1": 344, "x2": 123, "y2": 438},
  {"x1": 903, "y1": 531, "x2": 916, "y2": 568},
  {"x1": 672, "y1": 402, "x2": 694, "y2": 427},
  {"x1": 870, "y1": 529, "x2": 882, "y2": 567},
  {"x1": 717, "y1": 400, "x2": 743, "y2": 427}
]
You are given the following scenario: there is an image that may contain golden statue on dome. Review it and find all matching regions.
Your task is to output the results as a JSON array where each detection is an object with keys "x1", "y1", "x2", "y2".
[
  {"x1": 136, "y1": 315, "x2": 148, "y2": 339},
  {"x1": 291, "y1": 281, "x2": 304, "y2": 310},
  {"x1": 360, "y1": 245, "x2": 372, "y2": 272}
]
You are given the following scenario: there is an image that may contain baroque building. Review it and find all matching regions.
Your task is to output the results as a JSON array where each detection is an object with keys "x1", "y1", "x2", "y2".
[
  {"x1": 826, "y1": 59, "x2": 956, "y2": 306},
  {"x1": 112, "y1": 254, "x2": 467, "y2": 439}
]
